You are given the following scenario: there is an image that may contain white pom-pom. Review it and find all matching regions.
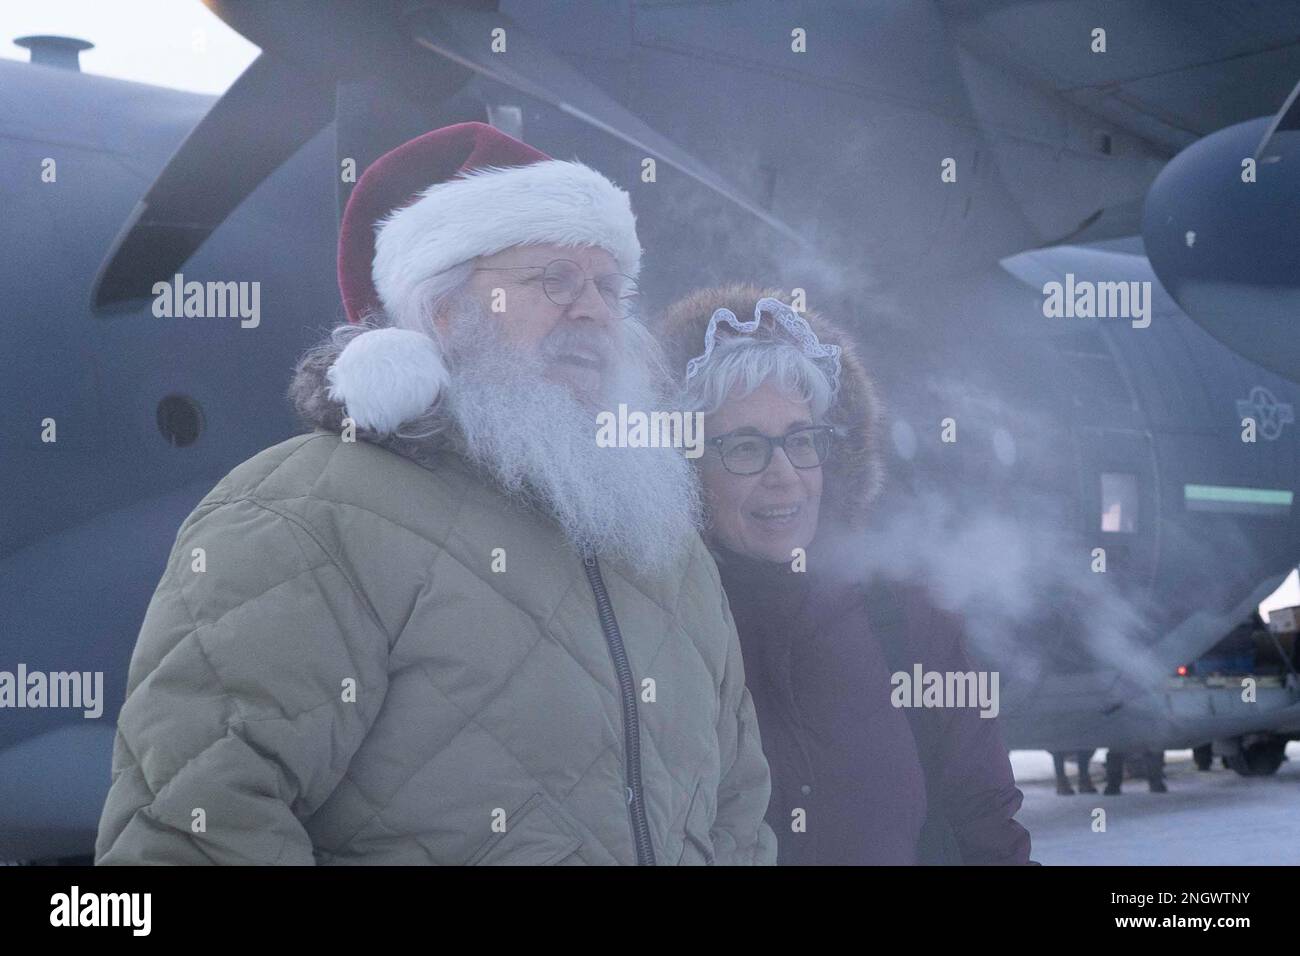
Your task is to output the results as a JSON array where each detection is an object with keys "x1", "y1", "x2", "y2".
[{"x1": 326, "y1": 328, "x2": 449, "y2": 436}]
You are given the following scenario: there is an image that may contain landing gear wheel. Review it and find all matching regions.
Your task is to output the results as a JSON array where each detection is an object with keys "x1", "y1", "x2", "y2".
[
  {"x1": 1193, "y1": 744, "x2": 1213, "y2": 771},
  {"x1": 1227, "y1": 739, "x2": 1286, "y2": 776}
]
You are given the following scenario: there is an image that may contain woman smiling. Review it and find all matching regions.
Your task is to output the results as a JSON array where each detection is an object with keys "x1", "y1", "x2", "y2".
[{"x1": 656, "y1": 284, "x2": 1032, "y2": 865}]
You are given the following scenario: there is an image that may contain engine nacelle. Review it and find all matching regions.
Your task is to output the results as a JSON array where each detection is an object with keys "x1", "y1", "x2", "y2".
[{"x1": 1142, "y1": 116, "x2": 1300, "y2": 381}]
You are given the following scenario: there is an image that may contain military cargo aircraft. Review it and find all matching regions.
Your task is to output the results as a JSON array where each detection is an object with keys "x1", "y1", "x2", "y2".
[{"x1": 2, "y1": 1, "x2": 1298, "y2": 861}]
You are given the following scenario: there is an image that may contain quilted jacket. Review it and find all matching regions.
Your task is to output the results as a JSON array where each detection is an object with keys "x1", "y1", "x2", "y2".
[{"x1": 94, "y1": 335, "x2": 777, "y2": 866}]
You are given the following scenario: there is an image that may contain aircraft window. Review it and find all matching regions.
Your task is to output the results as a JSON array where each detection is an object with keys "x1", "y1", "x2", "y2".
[
  {"x1": 157, "y1": 394, "x2": 205, "y2": 447},
  {"x1": 1100, "y1": 472, "x2": 1137, "y2": 533}
]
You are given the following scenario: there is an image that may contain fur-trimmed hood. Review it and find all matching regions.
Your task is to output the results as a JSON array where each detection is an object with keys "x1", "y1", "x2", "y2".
[
  {"x1": 287, "y1": 323, "x2": 460, "y2": 471},
  {"x1": 654, "y1": 283, "x2": 885, "y2": 532}
]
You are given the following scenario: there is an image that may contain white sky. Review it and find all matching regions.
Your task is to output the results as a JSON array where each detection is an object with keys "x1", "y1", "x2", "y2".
[
  {"x1": 1260, "y1": 568, "x2": 1300, "y2": 623},
  {"x1": 1, "y1": 0, "x2": 258, "y2": 94}
]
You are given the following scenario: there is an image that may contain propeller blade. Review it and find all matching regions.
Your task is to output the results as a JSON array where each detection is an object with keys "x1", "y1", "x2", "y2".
[
  {"x1": 90, "y1": 53, "x2": 336, "y2": 311},
  {"x1": 1255, "y1": 77, "x2": 1300, "y2": 161}
]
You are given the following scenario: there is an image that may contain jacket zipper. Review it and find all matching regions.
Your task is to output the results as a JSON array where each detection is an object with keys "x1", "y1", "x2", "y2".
[{"x1": 582, "y1": 549, "x2": 656, "y2": 866}]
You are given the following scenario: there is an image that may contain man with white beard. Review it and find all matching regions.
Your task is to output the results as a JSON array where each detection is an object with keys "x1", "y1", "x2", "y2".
[
  {"x1": 436, "y1": 282, "x2": 701, "y2": 575},
  {"x1": 96, "y1": 123, "x2": 777, "y2": 866}
]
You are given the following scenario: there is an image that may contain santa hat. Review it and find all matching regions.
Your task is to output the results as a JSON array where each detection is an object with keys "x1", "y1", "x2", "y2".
[{"x1": 327, "y1": 121, "x2": 642, "y2": 434}]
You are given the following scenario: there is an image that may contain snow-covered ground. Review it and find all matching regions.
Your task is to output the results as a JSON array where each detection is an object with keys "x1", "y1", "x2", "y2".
[{"x1": 1010, "y1": 745, "x2": 1300, "y2": 865}]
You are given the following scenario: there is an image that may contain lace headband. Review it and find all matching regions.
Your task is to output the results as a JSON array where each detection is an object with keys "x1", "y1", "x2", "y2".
[{"x1": 684, "y1": 297, "x2": 842, "y2": 397}]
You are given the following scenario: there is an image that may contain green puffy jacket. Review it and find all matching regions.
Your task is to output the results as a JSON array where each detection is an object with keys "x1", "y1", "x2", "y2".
[{"x1": 95, "y1": 429, "x2": 776, "y2": 865}]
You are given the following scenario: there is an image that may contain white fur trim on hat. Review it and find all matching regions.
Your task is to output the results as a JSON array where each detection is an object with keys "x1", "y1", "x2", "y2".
[
  {"x1": 326, "y1": 328, "x2": 449, "y2": 436},
  {"x1": 371, "y1": 159, "x2": 641, "y2": 325}
]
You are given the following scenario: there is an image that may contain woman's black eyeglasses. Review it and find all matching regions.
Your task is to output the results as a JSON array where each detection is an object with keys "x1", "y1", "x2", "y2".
[
  {"x1": 708, "y1": 425, "x2": 835, "y2": 476},
  {"x1": 472, "y1": 258, "x2": 639, "y2": 318}
]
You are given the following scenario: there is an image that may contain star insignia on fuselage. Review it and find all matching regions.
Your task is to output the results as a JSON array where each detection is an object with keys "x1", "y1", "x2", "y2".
[{"x1": 1237, "y1": 386, "x2": 1295, "y2": 441}]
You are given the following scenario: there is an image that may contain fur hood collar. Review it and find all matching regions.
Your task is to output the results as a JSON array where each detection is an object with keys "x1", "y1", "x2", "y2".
[
  {"x1": 287, "y1": 324, "x2": 462, "y2": 470},
  {"x1": 654, "y1": 283, "x2": 885, "y2": 531}
]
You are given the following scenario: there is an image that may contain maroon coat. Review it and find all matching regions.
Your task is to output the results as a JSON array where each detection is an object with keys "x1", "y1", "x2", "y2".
[
  {"x1": 715, "y1": 543, "x2": 1032, "y2": 865},
  {"x1": 656, "y1": 284, "x2": 1030, "y2": 864}
]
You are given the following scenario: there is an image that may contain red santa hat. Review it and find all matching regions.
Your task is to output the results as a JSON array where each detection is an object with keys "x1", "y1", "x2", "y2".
[
  {"x1": 327, "y1": 121, "x2": 642, "y2": 435},
  {"x1": 338, "y1": 121, "x2": 641, "y2": 324}
]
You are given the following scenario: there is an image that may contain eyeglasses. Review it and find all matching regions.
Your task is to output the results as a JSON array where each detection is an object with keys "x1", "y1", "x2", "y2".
[
  {"x1": 472, "y1": 259, "x2": 639, "y2": 318},
  {"x1": 708, "y1": 425, "x2": 835, "y2": 476}
]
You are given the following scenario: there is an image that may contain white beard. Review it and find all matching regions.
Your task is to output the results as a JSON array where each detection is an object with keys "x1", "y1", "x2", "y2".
[{"x1": 441, "y1": 298, "x2": 702, "y2": 574}]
